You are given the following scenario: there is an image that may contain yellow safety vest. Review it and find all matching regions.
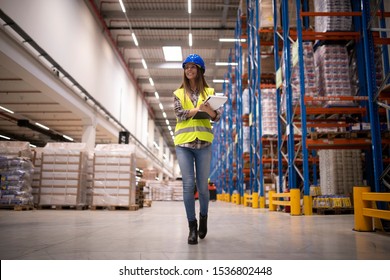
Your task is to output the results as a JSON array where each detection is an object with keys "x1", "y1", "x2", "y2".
[{"x1": 174, "y1": 87, "x2": 215, "y2": 146}]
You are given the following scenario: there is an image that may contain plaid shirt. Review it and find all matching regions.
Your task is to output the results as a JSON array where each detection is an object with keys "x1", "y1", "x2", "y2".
[{"x1": 174, "y1": 89, "x2": 222, "y2": 149}]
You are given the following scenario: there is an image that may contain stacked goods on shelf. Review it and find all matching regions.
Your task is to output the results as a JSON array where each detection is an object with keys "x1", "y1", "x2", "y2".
[
  {"x1": 314, "y1": 0, "x2": 352, "y2": 32},
  {"x1": 318, "y1": 149, "x2": 363, "y2": 196},
  {"x1": 170, "y1": 180, "x2": 183, "y2": 201},
  {"x1": 281, "y1": 41, "x2": 319, "y2": 111},
  {"x1": 92, "y1": 144, "x2": 136, "y2": 208},
  {"x1": 242, "y1": 88, "x2": 250, "y2": 115},
  {"x1": 258, "y1": 0, "x2": 275, "y2": 28},
  {"x1": 312, "y1": 195, "x2": 352, "y2": 209},
  {"x1": 31, "y1": 148, "x2": 43, "y2": 205},
  {"x1": 261, "y1": 88, "x2": 278, "y2": 136},
  {"x1": 150, "y1": 181, "x2": 173, "y2": 201},
  {"x1": 0, "y1": 157, "x2": 34, "y2": 207},
  {"x1": 0, "y1": 142, "x2": 34, "y2": 208},
  {"x1": 39, "y1": 143, "x2": 88, "y2": 207},
  {"x1": 314, "y1": 45, "x2": 354, "y2": 107}
]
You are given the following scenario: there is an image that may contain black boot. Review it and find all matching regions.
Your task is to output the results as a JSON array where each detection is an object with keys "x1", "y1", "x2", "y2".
[
  {"x1": 188, "y1": 220, "x2": 198, "y2": 245},
  {"x1": 198, "y1": 213, "x2": 208, "y2": 239}
]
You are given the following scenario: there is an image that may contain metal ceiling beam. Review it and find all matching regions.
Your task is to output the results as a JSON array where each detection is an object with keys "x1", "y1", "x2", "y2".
[
  {"x1": 101, "y1": 10, "x2": 237, "y2": 19},
  {"x1": 117, "y1": 40, "x2": 234, "y2": 49}
]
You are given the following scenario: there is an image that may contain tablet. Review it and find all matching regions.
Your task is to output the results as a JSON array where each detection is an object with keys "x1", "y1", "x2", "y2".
[{"x1": 204, "y1": 95, "x2": 228, "y2": 110}]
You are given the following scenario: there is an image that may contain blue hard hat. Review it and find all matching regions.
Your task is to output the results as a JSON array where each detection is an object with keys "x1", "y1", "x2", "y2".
[{"x1": 182, "y1": 54, "x2": 205, "y2": 72}]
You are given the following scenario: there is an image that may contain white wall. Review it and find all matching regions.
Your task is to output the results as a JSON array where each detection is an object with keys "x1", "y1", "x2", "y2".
[{"x1": 0, "y1": 0, "x2": 145, "y2": 140}]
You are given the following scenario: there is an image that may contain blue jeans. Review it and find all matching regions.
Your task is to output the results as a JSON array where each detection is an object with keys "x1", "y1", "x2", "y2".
[{"x1": 175, "y1": 145, "x2": 212, "y2": 222}]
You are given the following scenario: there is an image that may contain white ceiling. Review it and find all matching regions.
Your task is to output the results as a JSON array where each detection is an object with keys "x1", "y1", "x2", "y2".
[{"x1": 0, "y1": 0, "x2": 241, "y2": 157}]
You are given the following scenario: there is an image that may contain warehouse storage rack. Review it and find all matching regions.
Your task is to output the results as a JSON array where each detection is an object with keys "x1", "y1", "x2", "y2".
[
  {"x1": 270, "y1": 0, "x2": 389, "y2": 215},
  {"x1": 212, "y1": 1, "x2": 389, "y2": 215},
  {"x1": 210, "y1": 60, "x2": 235, "y2": 199}
]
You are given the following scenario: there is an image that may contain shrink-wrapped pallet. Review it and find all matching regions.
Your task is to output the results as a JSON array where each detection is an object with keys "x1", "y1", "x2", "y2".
[
  {"x1": 318, "y1": 149, "x2": 363, "y2": 196},
  {"x1": 0, "y1": 156, "x2": 34, "y2": 206},
  {"x1": 92, "y1": 144, "x2": 137, "y2": 208},
  {"x1": 0, "y1": 141, "x2": 33, "y2": 160},
  {"x1": 39, "y1": 143, "x2": 88, "y2": 207}
]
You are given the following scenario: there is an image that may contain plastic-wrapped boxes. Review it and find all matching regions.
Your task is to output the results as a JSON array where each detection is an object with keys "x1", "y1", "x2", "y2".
[
  {"x1": 314, "y1": 0, "x2": 352, "y2": 32},
  {"x1": 39, "y1": 143, "x2": 88, "y2": 207},
  {"x1": 92, "y1": 144, "x2": 137, "y2": 208},
  {"x1": 314, "y1": 44, "x2": 354, "y2": 106},
  {"x1": 318, "y1": 149, "x2": 363, "y2": 196},
  {"x1": 0, "y1": 157, "x2": 34, "y2": 206},
  {"x1": 261, "y1": 88, "x2": 278, "y2": 136}
]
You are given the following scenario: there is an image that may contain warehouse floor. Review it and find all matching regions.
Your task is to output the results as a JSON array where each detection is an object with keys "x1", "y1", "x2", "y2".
[{"x1": 0, "y1": 201, "x2": 389, "y2": 260}]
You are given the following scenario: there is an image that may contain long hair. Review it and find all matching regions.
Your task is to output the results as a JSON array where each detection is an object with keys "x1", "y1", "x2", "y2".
[{"x1": 179, "y1": 67, "x2": 209, "y2": 101}]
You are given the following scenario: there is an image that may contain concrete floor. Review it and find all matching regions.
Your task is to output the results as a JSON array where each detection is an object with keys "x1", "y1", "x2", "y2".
[{"x1": 0, "y1": 201, "x2": 389, "y2": 260}]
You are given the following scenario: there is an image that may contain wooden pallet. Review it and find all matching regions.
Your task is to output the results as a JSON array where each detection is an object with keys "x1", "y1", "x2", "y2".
[
  {"x1": 313, "y1": 207, "x2": 354, "y2": 215},
  {"x1": 0, "y1": 204, "x2": 34, "y2": 211},
  {"x1": 90, "y1": 204, "x2": 139, "y2": 211},
  {"x1": 143, "y1": 199, "x2": 152, "y2": 207},
  {"x1": 37, "y1": 205, "x2": 88, "y2": 210}
]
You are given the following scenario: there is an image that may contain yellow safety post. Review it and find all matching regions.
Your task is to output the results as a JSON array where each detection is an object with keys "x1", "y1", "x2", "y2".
[
  {"x1": 304, "y1": 195, "x2": 313, "y2": 215},
  {"x1": 243, "y1": 193, "x2": 248, "y2": 206},
  {"x1": 241, "y1": 196, "x2": 244, "y2": 205},
  {"x1": 353, "y1": 186, "x2": 373, "y2": 232},
  {"x1": 252, "y1": 192, "x2": 259, "y2": 208},
  {"x1": 269, "y1": 190, "x2": 276, "y2": 211},
  {"x1": 259, "y1": 196, "x2": 266, "y2": 208},
  {"x1": 290, "y1": 189, "x2": 301, "y2": 215},
  {"x1": 226, "y1": 193, "x2": 231, "y2": 202}
]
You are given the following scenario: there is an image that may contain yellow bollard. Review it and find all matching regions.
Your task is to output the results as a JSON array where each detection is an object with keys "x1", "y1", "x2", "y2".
[
  {"x1": 290, "y1": 189, "x2": 301, "y2": 215},
  {"x1": 269, "y1": 191, "x2": 276, "y2": 211},
  {"x1": 353, "y1": 186, "x2": 373, "y2": 231},
  {"x1": 259, "y1": 196, "x2": 266, "y2": 208},
  {"x1": 243, "y1": 193, "x2": 248, "y2": 206},
  {"x1": 304, "y1": 195, "x2": 313, "y2": 215},
  {"x1": 252, "y1": 192, "x2": 259, "y2": 208}
]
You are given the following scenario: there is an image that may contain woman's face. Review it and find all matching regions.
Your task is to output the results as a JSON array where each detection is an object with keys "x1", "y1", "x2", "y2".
[{"x1": 184, "y1": 63, "x2": 198, "y2": 81}]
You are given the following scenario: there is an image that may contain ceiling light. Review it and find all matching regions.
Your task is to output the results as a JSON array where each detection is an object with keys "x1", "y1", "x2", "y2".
[
  {"x1": 132, "y1": 32, "x2": 139, "y2": 46},
  {"x1": 141, "y1": 59, "x2": 147, "y2": 69},
  {"x1": 0, "y1": 135, "x2": 10, "y2": 140},
  {"x1": 119, "y1": 0, "x2": 126, "y2": 13},
  {"x1": 29, "y1": 144, "x2": 36, "y2": 148},
  {"x1": 188, "y1": 0, "x2": 192, "y2": 14},
  {"x1": 189, "y1": 33, "x2": 193, "y2": 47},
  {"x1": 155, "y1": 92, "x2": 160, "y2": 99},
  {"x1": 163, "y1": 46, "x2": 183, "y2": 61},
  {"x1": 35, "y1": 122, "x2": 50, "y2": 130},
  {"x1": 168, "y1": 125, "x2": 172, "y2": 131},
  {"x1": 165, "y1": 119, "x2": 170, "y2": 125},
  {"x1": 149, "y1": 77, "x2": 154, "y2": 86},
  {"x1": 213, "y1": 79, "x2": 229, "y2": 83},
  {"x1": 219, "y1": 38, "x2": 246, "y2": 42},
  {"x1": 159, "y1": 103, "x2": 164, "y2": 110},
  {"x1": 63, "y1": 134, "x2": 74, "y2": 141},
  {"x1": 163, "y1": 112, "x2": 167, "y2": 118},
  {"x1": 0, "y1": 105, "x2": 14, "y2": 114},
  {"x1": 215, "y1": 62, "x2": 238, "y2": 66}
]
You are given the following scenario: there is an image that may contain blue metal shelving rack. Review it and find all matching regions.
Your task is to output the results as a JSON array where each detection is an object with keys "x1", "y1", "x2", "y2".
[
  {"x1": 246, "y1": 0, "x2": 262, "y2": 207},
  {"x1": 234, "y1": 9, "x2": 244, "y2": 201},
  {"x1": 360, "y1": 0, "x2": 389, "y2": 193}
]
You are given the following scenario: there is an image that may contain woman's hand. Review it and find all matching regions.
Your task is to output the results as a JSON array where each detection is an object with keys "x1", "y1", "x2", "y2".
[{"x1": 199, "y1": 103, "x2": 217, "y2": 119}]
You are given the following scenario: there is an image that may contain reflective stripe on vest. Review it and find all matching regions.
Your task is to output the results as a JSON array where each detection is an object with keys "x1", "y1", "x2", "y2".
[{"x1": 174, "y1": 87, "x2": 214, "y2": 145}]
